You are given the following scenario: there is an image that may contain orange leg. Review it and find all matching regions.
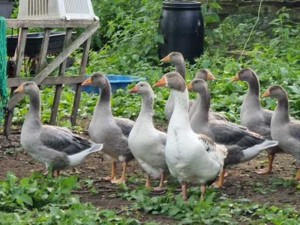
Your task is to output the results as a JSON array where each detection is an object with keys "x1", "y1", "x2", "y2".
[
  {"x1": 217, "y1": 169, "x2": 226, "y2": 188},
  {"x1": 145, "y1": 174, "x2": 151, "y2": 189},
  {"x1": 200, "y1": 185, "x2": 206, "y2": 202},
  {"x1": 182, "y1": 183, "x2": 188, "y2": 202},
  {"x1": 50, "y1": 169, "x2": 60, "y2": 178},
  {"x1": 257, "y1": 153, "x2": 275, "y2": 175},
  {"x1": 153, "y1": 172, "x2": 166, "y2": 191},
  {"x1": 111, "y1": 162, "x2": 127, "y2": 184},
  {"x1": 296, "y1": 168, "x2": 300, "y2": 181},
  {"x1": 103, "y1": 161, "x2": 117, "y2": 181}
]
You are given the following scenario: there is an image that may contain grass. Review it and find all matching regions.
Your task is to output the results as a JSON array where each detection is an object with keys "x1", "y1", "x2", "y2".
[{"x1": 2, "y1": 2, "x2": 300, "y2": 224}]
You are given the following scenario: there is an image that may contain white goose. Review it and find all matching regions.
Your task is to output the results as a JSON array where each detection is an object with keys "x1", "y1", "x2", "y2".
[
  {"x1": 128, "y1": 82, "x2": 168, "y2": 190},
  {"x1": 154, "y1": 72, "x2": 227, "y2": 201}
]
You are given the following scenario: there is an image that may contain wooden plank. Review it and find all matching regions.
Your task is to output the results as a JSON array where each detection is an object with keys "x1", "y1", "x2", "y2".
[
  {"x1": 50, "y1": 28, "x2": 73, "y2": 125},
  {"x1": 8, "y1": 76, "x2": 87, "y2": 87},
  {"x1": 71, "y1": 37, "x2": 92, "y2": 126},
  {"x1": 70, "y1": 84, "x2": 82, "y2": 126},
  {"x1": 4, "y1": 28, "x2": 28, "y2": 137},
  {"x1": 6, "y1": 21, "x2": 100, "y2": 110},
  {"x1": 6, "y1": 19, "x2": 100, "y2": 29},
  {"x1": 35, "y1": 28, "x2": 51, "y2": 73},
  {"x1": 14, "y1": 28, "x2": 28, "y2": 77},
  {"x1": 80, "y1": 37, "x2": 92, "y2": 75}
]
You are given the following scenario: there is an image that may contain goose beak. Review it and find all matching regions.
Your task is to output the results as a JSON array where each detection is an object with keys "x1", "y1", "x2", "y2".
[
  {"x1": 81, "y1": 77, "x2": 92, "y2": 86},
  {"x1": 14, "y1": 84, "x2": 25, "y2": 93},
  {"x1": 160, "y1": 55, "x2": 171, "y2": 63},
  {"x1": 153, "y1": 76, "x2": 167, "y2": 87},
  {"x1": 231, "y1": 74, "x2": 240, "y2": 82},
  {"x1": 187, "y1": 83, "x2": 193, "y2": 91},
  {"x1": 262, "y1": 90, "x2": 270, "y2": 97},
  {"x1": 129, "y1": 85, "x2": 138, "y2": 93},
  {"x1": 207, "y1": 72, "x2": 216, "y2": 81}
]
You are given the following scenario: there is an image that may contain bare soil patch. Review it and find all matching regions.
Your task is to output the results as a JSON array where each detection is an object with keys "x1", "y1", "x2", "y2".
[{"x1": 1, "y1": 131, "x2": 299, "y2": 224}]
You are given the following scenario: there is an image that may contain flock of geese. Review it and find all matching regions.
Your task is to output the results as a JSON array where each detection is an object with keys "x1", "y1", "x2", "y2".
[{"x1": 14, "y1": 51, "x2": 300, "y2": 201}]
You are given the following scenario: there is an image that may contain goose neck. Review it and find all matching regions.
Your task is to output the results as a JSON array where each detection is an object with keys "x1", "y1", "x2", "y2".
[
  {"x1": 175, "y1": 64, "x2": 186, "y2": 79},
  {"x1": 139, "y1": 94, "x2": 154, "y2": 119},
  {"x1": 170, "y1": 89, "x2": 190, "y2": 127},
  {"x1": 274, "y1": 97, "x2": 290, "y2": 123},
  {"x1": 25, "y1": 90, "x2": 42, "y2": 128},
  {"x1": 197, "y1": 91, "x2": 210, "y2": 123},
  {"x1": 247, "y1": 76, "x2": 260, "y2": 97}
]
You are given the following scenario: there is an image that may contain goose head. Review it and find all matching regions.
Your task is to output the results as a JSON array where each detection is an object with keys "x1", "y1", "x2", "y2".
[
  {"x1": 129, "y1": 81, "x2": 155, "y2": 97},
  {"x1": 81, "y1": 72, "x2": 107, "y2": 89},
  {"x1": 232, "y1": 68, "x2": 256, "y2": 82},
  {"x1": 187, "y1": 78, "x2": 208, "y2": 94},
  {"x1": 14, "y1": 81, "x2": 39, "y2": 95},
  {"x1": 195, "y1": 69, "x2": 215, "y2": 81},
  {"x1": 262, "y1": 85, "x2": 287, "y2": 101},
  {"x1": 160, "y1": 52, "x2": 184, "y2": 66},
  {"x1": 154, "y1": 72, "x2": 186, "y2": 92}
]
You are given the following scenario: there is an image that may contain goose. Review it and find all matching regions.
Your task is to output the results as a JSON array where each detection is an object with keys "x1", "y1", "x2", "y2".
[
  {"x1": 160, "y1": 52, "x2": 193, "y2": 120},
  {"x1": 262, "y1": 85, "x2": 300, "y2": 181},
  {"x1": 14, "y1": 82, "x2": 103, "y2": 176},
  {"x1": 128, "y1": 82, "x2": 168, "y2": 190},
  {"x1": 232, "y1": 68, "x2": 283, "y2": 174},
  {"x1": 187, "y1": 78, "x2": 278, "y2": 187},
  {"x1": 81, "y1": 73, "x2": 135, "y2": 184},
  {"x1": 189, "y1": 68, "x2": 228, "y2": 121},
  {"x1": 154, "y1": 71, "x2": 227, "y2": 201}
]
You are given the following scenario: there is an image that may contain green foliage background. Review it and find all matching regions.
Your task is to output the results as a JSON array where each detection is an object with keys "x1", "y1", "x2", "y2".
[{"x1": 3, "y1": 0, "x2": 300, "y2": 224}]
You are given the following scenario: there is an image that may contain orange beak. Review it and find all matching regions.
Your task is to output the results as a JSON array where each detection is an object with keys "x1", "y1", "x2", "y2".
[
  {"x1": 187, "y1": 83, "x2": 193, "y2": 91},
  {"x1": 129, "y1": 85, "x2": 138, "y2": 93},
  {"x1": 160, "y1": 55, "x2": 171, "y2": 63},
  {"x1": 14, "y1": 84, "x2": 25, "y2": 93},
  {"x1": 231, "y1": 74, "x2": 240, "y2": 82},
  {"x1": 153, "y1": 76, "x2": 167, "y2": 87},
  {"x1": 207, "y1": 71, "x2": 216, "y2": 81},
  {"x1": 81, "y1": 77, "x2": 92, "y2": 86},
  {"x1": 262, "y1": 89, "x2": 270, "y2": 97}
]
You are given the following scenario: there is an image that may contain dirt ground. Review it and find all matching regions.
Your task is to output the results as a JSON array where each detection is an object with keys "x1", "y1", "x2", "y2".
[{"x1": 1, "y1": 130, "x2": 300, "y2": 224}]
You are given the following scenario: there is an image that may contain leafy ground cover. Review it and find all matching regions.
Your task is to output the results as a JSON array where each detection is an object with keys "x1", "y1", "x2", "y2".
[
  {"x1": 1, "y1": 0, "x2": 300, "y2": 224},
  {"x1": 1, "y1": 133, "x2": 300, "y2": 224}
]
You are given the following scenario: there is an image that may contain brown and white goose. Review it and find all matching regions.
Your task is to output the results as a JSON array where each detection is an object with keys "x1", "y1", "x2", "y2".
[
  {"x1": 15, "y1": 82, "x2": 103, "y2": 176},
  {"x1": 128, "y1": 82, "x2": 168, "y2": 190},
  {"x1": 189, "y1": 69, "x2": 227, "y2": 121},
  {"x1": 154, "y1": 72, "x2": 227, "y2": 201},
  {"x1": 233, "y1": 68, "x2": 283, "y2": 174},
  {"x1": 81, "y1": 73, "x2": 134, "y2": 184},
  {"x1": 187, "y1": 78, "x2": 278, "y2": 187},
  {"x1": 262, "y1": 85, "x2": 300, "y2": 181},
  {"x1": 160, "y1": 52, "x2": 193, "y2": 120}
]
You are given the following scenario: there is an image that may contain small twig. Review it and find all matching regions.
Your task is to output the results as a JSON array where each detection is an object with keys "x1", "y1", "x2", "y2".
[
  {"x1": 116, "y1": 210, "x2": 126, "y2": 215},
  {"x1": 239, "y1": 0, "x2": 264, "y2": 61},
  {"x1": 72, "y1": 190, "x2": 91, "y2": 194}
]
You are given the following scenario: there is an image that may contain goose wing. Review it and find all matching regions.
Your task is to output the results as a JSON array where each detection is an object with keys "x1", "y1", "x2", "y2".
[{"x1": 40, "y1": 125, "x2": 92, "y2": 155}]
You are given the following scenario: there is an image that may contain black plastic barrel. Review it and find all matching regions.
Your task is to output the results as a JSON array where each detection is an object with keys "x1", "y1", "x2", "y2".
[{"x1": 158, "y1": 1, "x2": 204, "y2": 63}]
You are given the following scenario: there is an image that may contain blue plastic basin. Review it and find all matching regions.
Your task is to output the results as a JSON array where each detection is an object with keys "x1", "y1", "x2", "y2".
[{"x1": 82, "y1": 75, "x2": 145, "y2": 94}]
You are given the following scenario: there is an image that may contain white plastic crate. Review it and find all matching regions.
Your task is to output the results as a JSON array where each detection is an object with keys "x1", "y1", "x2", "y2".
[{"x1": 18, "y1": 0, "x2": 99, "y2": 20}]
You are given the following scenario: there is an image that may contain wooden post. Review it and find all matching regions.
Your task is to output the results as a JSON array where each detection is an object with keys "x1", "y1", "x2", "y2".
[
  {"x1": 49, "y1": 28, "x2": 73, "y2": 125},
  {"x1": 35, "y1": 28, "x2": 51, "y2": 73},
  {"x1": 4, "y1": 28, "x2": 28, "y2": 137},
  {"x1": 70, "y1": 37, "x2": 92, "y2": 126}
]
